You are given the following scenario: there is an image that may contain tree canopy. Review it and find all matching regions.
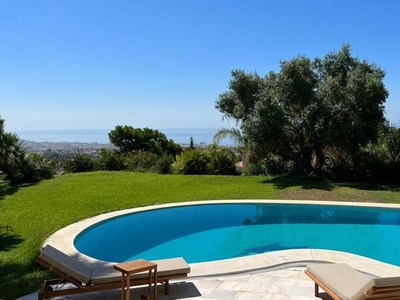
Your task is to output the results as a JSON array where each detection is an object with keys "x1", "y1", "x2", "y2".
[
  {"x1": 215, "y1": 45, "x2": 388, "y2": 174},
  {"x1": 108, "y1": 126, "x2": 182, "y2": 157}
]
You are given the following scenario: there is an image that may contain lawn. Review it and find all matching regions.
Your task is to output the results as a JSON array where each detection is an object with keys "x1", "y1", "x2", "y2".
[{"x1": 1, "y1": 171, "x2": 400, "y2": 300}]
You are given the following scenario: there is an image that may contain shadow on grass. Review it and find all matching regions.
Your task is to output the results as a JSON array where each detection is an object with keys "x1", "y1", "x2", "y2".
[
  {"x1": 260, "y1": 175, "x2": 335, "y2": 191},
  {"x1": 0, "y1": 229, "x2": 24, "y2": 251},
  {"x1": 335, "y1": 181, "x2": 400, "y2": 192},
  {"x1": 3, "y1": 182, "x2": 38, "y2": 197},
  {"x1": 0, "y1": 260, "x2": 46, "y2": 300},
  {"x1": 261, "y1": 175, "x2": 400, "y2": 192}
]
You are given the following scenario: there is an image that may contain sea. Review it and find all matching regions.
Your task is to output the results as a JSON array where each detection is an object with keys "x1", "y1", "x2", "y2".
[{"x1": 14, "y1": 128, "x2": 232, "y2": 146}]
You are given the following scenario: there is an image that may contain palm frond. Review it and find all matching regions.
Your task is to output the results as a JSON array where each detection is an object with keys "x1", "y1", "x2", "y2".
[{"x1": 213, "y1": 127, "x2": 245, "y2": 148}]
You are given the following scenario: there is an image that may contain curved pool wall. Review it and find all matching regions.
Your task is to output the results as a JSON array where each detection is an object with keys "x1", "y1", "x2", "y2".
[
  {"x1": 43, "y1": 200, "x2": 400, "y2": 277},
  {"x1": 74, "y1": 202, "x2": 400, "y2": 265}
]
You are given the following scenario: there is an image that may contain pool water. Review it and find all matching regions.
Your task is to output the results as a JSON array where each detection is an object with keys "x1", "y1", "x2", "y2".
[{"x1": 74, "y1": 203, "x2": 400, "y2": 265}]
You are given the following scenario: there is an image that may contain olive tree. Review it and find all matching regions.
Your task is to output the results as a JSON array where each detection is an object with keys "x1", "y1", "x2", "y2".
[{"x1": 215, "y1": 45, "x2": 388, "y2": 174}]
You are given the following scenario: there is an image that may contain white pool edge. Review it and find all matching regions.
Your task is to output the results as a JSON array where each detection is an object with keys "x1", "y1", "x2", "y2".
[{"x1": 43, "y1": 199, "x2": 400, "y2": 278}]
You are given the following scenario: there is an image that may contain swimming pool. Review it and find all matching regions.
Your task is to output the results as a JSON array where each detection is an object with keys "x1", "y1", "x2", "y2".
[{"x1": 74, "y1": 202, "x2": 400, "y2": 266}]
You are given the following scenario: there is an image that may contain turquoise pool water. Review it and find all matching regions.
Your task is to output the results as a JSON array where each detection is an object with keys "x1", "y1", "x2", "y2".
[{"x1": 74, "y1": 203, "x2": 400, "y2": 265}]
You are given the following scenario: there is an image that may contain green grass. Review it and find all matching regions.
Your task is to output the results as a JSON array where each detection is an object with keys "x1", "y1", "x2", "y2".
[{"x1": 1, "y1": 171, "x2": 400, "y2": 300}]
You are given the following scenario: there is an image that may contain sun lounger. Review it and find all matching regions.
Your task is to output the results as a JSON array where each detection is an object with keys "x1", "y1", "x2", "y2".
[
  {"x1": 305, "y1": 263, "x2": 400, "y2": 300},
  {"x1": 36, "y1": 244, "x2": 190, "y2": 300}
]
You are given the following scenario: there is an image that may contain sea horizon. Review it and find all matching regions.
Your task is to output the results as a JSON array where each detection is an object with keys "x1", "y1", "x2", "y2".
[{"x1": 14, "y1": 128, "x2": 232, "y2": 145}]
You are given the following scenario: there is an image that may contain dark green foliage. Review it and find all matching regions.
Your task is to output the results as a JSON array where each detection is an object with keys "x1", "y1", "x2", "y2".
[
  {"x1": 1, "y1": 117, "x2": 55, "y2": 184},
  {"x1": 173, "y1": 149, "x2": 211, "y2": 175},
  {"x1": 0, "y1": 172, "x2": 9, "y2": 198},
  {"x1": 242, "y1": 155, "x2": 290, "y2": 176},
  {"x1": 189, "y1": 136, "x2": 195, "y2": 149},
  {"x1": 99, "y1": 149, "x2": 125, "y2": 171},
  {"x1": 216, "y1": 45, "x2": 388, "y2": 177},
  {"x1": 358, "y1": 123, "x2": 400, "y2": 183},
  {"x1": 207, "y1": 145, "x2": 238, "y2": 175},
  {"x1": 156, "y1": 154, "x2": 174, "y2": 174},
  {"x1": 318, "y1": 122, "x2": 400, "y2": 183},
  {"x1": 99, "y1": 149, "x2": 174, "y2": 174},
  {"x1": 359, "y1": 155, "x2": 398, "y2": 183},
  {"x1": 321, "y1": 153, "x2": 355, "y2": 181},
  {"x1": 0, "y1": 118, "x2": 27, "y2": 184},
  {"x1": 242, "y1": 162, "x2": 268, "y2": 175},
  {"x1": 64, "y1": 154, "x2": 95, "y2": 173},
  {"x1": 124, "y1": 150, "x2": 159, "y2": 172},
  {"x1": 264, "y1": 155, "x2": 291, "y2": 175},
  {"x1": 173, "y1": 146, "x2": 238, "y2": 175},
  {"x1": 185, "y1": 155, "x2": 210, "y2": 174},
  {"x1": 213, "y1": 127, "x2": 246, "y2": 148},
  {"x1": 367, "y1": 122, "x2": 400, "y2": 164},
  {"x1": 108, "y1": 126, "x2": 182, "y2": 157},
  {"x1": 21, "y1": 153, "x2": 55, "y2": 182},
  {"x1": 106, "y1": 126, "x2": 183, "y2": 173}
]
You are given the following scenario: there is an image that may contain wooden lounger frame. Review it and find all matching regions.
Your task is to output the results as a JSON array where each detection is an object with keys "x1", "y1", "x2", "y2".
[
  {"x1": 36, "y1": 257, "x2": 188, "y2": 300},
  {"x1": 305, "y1": 269, "x2": 342, "y2": 300},
  {"x1": 305, "y1": 269, "x2": 400, "y2": 300}
]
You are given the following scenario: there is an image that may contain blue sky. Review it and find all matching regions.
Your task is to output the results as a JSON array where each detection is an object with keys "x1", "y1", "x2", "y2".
[{"x1": 1, "y1": 0, "x2": 399, "y2": 131}]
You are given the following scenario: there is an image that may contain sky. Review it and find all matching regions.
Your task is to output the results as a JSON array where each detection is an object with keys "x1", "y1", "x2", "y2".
[{"x1": 1, "y1": 0, "x2": 399, "y2": 131}]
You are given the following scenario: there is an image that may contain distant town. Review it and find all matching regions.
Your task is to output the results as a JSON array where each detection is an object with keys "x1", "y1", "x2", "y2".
[
  {"x1": 22, "y1": 140, "x2": 117, "y2": 152},
  {"x1": 22, "y1": 140, "x2": 210, "y2": 156}
]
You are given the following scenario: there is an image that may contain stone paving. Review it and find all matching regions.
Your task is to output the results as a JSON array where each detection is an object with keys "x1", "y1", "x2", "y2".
[
  {"x1": 18, "y1": 267, "x2": 322, "y2": 300},
  {"x1": 18, "y1": 249, "x2": 400, "y2": 300}
]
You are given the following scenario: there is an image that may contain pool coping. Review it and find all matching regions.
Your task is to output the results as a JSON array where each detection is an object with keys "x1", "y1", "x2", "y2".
[{"x1": 43, "y1": 200, "x2": 400, "y2": 278}]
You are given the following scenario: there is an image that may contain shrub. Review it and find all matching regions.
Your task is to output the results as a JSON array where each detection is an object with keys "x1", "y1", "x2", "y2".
[
  {"x1": 321, "y1": 154, "x2": 354, "y2": 181},
  {"x1": 208, "y1": 146, "x2": 238, "y2": 175},
  {"x1": 242, "y1": 161, "x2": 268, "y2": 175},
  {"x1": 0, "y1": 172, "x2": 9, "y2": 198},
  {"x1": 124, "y1": 150, "x2": 159, "y2": 172},
  {"x1": 355, "y1": 151, "x2": 400, "y2": 184},
  {"x1": 21, "y1": 153, "x2": 55, "y2": 181},
  {"x1": 264, "y1": 155, "x2": 291, "y2": 175},
  {"x1": 155, "y1": 154, "x2": 174, "y2": 174},
  {"x1": 0, "y1": 118, "x2": 28, "y2": 184},
  {"x1": 173, "y1": 149, "x2": 210, "y2": 175},
  {"x1": 64, "y1": 154, "x2": 95, "y2": 173},
  {"x1": 99, "y1": 149, "x2": 125, "y2": 171}
]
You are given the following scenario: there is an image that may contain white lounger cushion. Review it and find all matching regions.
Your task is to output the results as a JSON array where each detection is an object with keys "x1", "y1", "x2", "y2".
[
  {"x1": 306, "y1": 263, "x2": 371, "y2": 300},
  {"x1": 40, "y1": 244, "x2": 190, "y2": 285},
  {"x1": 361, "y1": 277, "x2": 400, "y2": 298},
  {"x1": 307, "y1": 263, "x2": 400, "y2": 300},
  {"x1": 40, "y1": 244, "x2": 92, "y2": 284}
]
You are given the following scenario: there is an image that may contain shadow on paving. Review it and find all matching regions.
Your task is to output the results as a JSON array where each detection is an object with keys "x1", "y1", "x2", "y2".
[
  {"x1": 133, "y1": 281, "x2": 201, "y2": 300},
  {"x1": 17, "y1": 281, "x2": 202, "y2": 300}
]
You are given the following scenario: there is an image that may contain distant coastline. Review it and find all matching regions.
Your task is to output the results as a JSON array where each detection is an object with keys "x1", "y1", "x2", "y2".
[{"x1": 15, "y1": 128, "x2": 233, "y2": 147}]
